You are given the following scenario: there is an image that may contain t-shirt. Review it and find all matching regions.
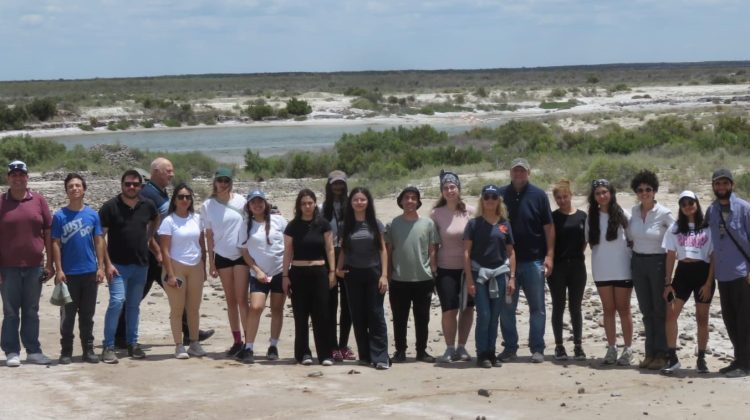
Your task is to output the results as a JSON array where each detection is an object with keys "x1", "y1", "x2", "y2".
[
  {"x1": 99, "y1": 195, "x2": 158, "y2": 266},
  {"x1": 0, "y1": 190, "x2": 52, "y2": 267},
  {"x1": 158, "y1": 213, "x2": 203, "y2": 266},
  {"x1": 385, "y1": 215, "x2": 440, "y2": 282},
  {"x1": 586, "y1": 210, "x2": 632, "y2": 281},
  {"x1": 200, "y1": 194, "x2": 246, "y2": 260},
  {"x1": 51, "y1": 206, "x2": 103, "y2": 275},
  {"x1": 499, "y1": 183, "x2": 553, "y2": 262},
  {"x1": 140, "y1": 181, "x2": 170, "y2": 217},
  {"x1": 431, "y1": 205, "x2": 475, "y2": 270},
  {"x1": 662, "y1": 223, "x2": 713, "y2": 263},
  {"x1": 238, "y1": 214, "x2": 288, "y2": 277},
  {"x1": 343, "y1": 220, "x2": 384, "y2": 269},
  {"x1": 628, "y1": 203, "x2": 675, "y2": 254},
  {"x1": 284, "y1": 218, "x2": 332, "y2": 261},
  {"x1": 464, "y1": 217, "x2": 514, "y2": 269},
  {"x1": 552, "y1": 209, "x2": 587, "y2": 261}
]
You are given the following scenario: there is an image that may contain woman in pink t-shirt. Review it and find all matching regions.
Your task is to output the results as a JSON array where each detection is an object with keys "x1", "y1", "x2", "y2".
[{"x1": 430, "y1": 170, "x2": 475, "y2": 363}]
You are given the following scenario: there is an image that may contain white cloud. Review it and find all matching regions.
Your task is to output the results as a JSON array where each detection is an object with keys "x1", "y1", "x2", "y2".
[{"x1": 19, "y1": 14, "x2": 44, "y2": 26}]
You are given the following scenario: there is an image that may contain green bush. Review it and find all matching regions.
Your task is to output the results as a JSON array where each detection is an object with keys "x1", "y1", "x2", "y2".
[
  {"x1": 548, "y1": 88, "x2": 567, "y2": 98},
  {"x1": 0, "y1": 135, "x2": 66, "y2": 166},
  {"x1": 350, "y1": 98, "x2": 381, "y2": 111},
  {"x1": 26, "y1": 98, "x2": 57, "y2": 121},
  {"x1": 162, "y1": 119, "x2": 181, "y2": 127},
  {"x1": 734, "y1": 172, "x2": 750, "y2": 198},
  {"x1": 539, "y1": 99, "x2": 579, "y2": 110},
  {"x1": 608, "y1": 83, "x2": 630, "y2": 93},
  {"x1": 78, "y1": 123, "x2": 94, "y2": 131},
  {"x1": 577, "y1": 157, "x2": 641, "y2": 191},
  {"x1": 286, "y1": 98, "x2": 312, "y2": 116},
  {"x1": 245, "y1": 104, "x2": 274, "y2": 121}
]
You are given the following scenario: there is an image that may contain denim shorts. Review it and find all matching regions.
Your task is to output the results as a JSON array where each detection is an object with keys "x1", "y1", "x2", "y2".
[{"x1": 249, "y1": 273, "x2": 284, "y2": 294}]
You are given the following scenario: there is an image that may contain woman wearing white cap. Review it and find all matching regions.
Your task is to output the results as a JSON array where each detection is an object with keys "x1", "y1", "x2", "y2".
[
  {"x1": 236, "y1": 190, "x2": 288, "y2": 363},
  {"x1": 661, "y1": 191, "x2": 714, "y2": 374}
]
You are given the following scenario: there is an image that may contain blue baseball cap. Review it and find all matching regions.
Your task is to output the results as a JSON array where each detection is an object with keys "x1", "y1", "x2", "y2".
[{"x1": 246, "y1": 190, "x2": 266, "y2": 201}]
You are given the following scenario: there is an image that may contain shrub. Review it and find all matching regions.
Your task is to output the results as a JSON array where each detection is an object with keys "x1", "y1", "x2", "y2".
[
  {"x1": 286, "y1": 98, "x2": 312, "y2": 116},
  {"x1": 710, "y1": 75, "x2": 734, "y2": 85},
  {"x1": 475, "y1": 87, "x2": 489, "y2": 98},
  {"x1": 245, "y1": 104, "x2": 274, "y2": 121},
  {"x1": 539, "y1": 99, "x2": 579, "y2": 110},
  {"x1": 0, "y1": 135, "x2": 66, "y2": 166},
  {"x1": 548, "y1": 88, "x2": 567, "y2": 98},
  {"x1": 734, "y1": 172, "x2": 750, "y2": 198},
  {"x1": 608, "y1": 84, "x2": 630, "y2": 93},
  {"x1": 577, "y1": 157, "x2": 641, "y2": 191},
  {"x1": 586, "y1": 75, "x2": 600, "y2": 84},
  {"x1": 78, "y1": 123, "x2": 94, "y2": 131},
  {"x1": 26, "y1": 98, "x2": 57, "y2": 121},
  {"x1": 162, "y1": 119, "x2": 181, "y2": 127}
]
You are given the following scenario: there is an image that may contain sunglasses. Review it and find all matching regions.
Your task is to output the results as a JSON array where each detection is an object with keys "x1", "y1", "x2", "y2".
[
  {"x1": 8, "y1": 163, "x2": 26, "y2": 173},
  {"x1": 123, "y1": 182, "x2": 142, "y2": 188},
  {"x1": 592, "y1": 179, "x2": 610, "y2": 188},
  {"x1": 215, "y1": 177, "x2": 231, "y2": 184},
  {"x1": 636, "y1": 187, "x2": 654, "y2": 194},
  {"x1": 176, "y1": 194, "x2": 192, "y2": 201},
  {"x1": 483, "y1": 194, "x2": 499, "y2": 200}
]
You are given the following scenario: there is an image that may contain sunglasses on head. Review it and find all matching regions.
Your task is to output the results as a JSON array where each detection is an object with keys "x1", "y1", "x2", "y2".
[
  {"x1": 176, "y1": 194, "x2": 192, "y2": 201},
  {"x1": 592, "y1": 179, "x2": 610, "y2": 188},
  {"x1": 123, "y1": 181, "x2": 141, "y2": 188},
  {"x1": 483, "y1": 193, "x2": 499, "y2": 200}
]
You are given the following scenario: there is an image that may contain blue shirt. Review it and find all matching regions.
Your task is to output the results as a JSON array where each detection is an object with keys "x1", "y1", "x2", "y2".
[
  {"x1": 140, "y1": 181, "x2": 169, "y2": 217},
  {"x1": 464, "y1": 217, "x2": 514, "y2": 268},
  {"x1": 707, "y1": 193, "x2": 750, "y2": 282},
  {"x1": 499, "y1": 182, "x2": 552, "y2": 262},
  {"x1": 51, "y1": 206, "x2": 103, "y2": 275}
]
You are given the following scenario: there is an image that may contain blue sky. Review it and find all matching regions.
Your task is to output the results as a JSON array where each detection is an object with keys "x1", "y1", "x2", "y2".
[{"x1": 1, "y1": 0, "x2": 748, "y2": 81}]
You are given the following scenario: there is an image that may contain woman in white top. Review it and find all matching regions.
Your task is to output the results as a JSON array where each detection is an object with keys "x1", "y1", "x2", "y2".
[
  {"x1": 586, "y1": 179, "x2": 634, "y2": 366},
  {"x1": 661, "y1": 191, "x2": 715, "y2": 374},
  {"x1": 628, "y1": 170, "x2": 675, "y2": 371},
  {"x1": 236, "y1": 190, "x2": 288, "y2": 364},
  {"x1": 200, "y1": 168, "x2": 249, "y2": 357},
  {"x1": 158, "y1": 183, "x2": 207, "y2": 359}
]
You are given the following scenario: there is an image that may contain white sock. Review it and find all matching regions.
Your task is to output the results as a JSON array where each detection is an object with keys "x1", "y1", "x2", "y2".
[
  {"x1": 269, "y1": 338, "x2": 279, "y2": 347},
  {"x1": 245, "y1": 342, "x2": 254, "y2": 350}
]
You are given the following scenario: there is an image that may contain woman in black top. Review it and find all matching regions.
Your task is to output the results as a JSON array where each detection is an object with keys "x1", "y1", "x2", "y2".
[
  {"x1": 548, "y1": 179, "x2": 588, "y2": 361},
  {"x1": 335, "y1": 187, "x2": 389, "y2": 369},
  {"x1": 283, "y1": 189, "x2": 336, "y2": 366}
]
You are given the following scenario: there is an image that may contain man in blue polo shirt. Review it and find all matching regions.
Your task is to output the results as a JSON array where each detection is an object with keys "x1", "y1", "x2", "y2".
[
  {"x1": 498, "y1": 158, "x2": 555, "y2": 363},
  {"x1": 706, "y1": 168, "x2": 750, "y2": 378}
]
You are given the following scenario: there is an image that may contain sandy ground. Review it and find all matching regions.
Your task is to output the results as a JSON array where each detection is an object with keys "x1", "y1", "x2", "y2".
[{"x1": 1, "y1": 177, "x2": 747, "y2": 420}]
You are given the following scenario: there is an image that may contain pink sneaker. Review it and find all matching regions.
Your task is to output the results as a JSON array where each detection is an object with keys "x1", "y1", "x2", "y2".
[
  {"x1": 341, "y1": 346, "x2": 356, "y2": 361},
  {"x1": 332, "y1": 349, "x2": 343, "y2": 362}
]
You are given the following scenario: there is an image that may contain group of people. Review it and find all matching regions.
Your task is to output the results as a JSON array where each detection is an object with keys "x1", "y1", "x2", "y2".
[{"x1": 1, "y1": 157, "x2": 749, "y2": 378}]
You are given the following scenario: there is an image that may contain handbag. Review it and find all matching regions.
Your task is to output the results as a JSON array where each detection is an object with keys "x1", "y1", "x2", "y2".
[{"x1": 50, "y1": 282, "x2": 73, "y2": 306}]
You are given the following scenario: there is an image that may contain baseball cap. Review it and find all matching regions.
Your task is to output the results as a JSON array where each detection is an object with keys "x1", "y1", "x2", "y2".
[
  {"x1": 328, "y1": 170, "x2": 347, "y2": 184},
  {"x1": 481, "y1": 184, "x2": 501, "y2": 195},
  {"x1": 214, "y1": 168, "x2": 233, "y2": 179},
  {"x1": 8, "y1": 160, "x2": 27, "y2": 174},
  {"x1": 711, "y1": 168, "x2": 733, "y2": 183},
  {"x1": 678, "y1": 190, "x2": 698, "y2": 201},
  {"x1": 246, "y1": 190, "x2": 266, "y2": 201},
  {"x1": 511, "y1": 158, "x2": 530, "y2": 171}
]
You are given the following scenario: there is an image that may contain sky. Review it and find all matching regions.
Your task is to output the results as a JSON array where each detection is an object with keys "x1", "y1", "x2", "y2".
[{"x1": 1, "y1": 0, "x2": 748, "y2": 81}]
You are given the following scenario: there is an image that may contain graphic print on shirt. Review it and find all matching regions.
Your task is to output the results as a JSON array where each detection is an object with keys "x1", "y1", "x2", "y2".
[
  {"x1": 676, "y1": 230, "x2": 709, "y2": 248},
  {"x1": 61, "y1": 217, "x2": 94, "y2": 244}
]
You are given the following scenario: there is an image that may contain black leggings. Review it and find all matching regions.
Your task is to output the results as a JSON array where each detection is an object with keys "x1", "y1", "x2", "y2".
[
  {"x1": 547, "y1": 259, "x2": 586, "y2": 346},
  {"x1": 290, "y1": 266, "x2": 332, "y2": 363}
]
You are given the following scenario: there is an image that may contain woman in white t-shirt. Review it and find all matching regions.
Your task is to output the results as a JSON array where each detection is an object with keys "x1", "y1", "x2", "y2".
[
  {"x1": 586, "y1": 179, "x2": 634, "y2": 366},
  {"x1": 235, "y1": 190, "x2": 288, "y2": 364},
  {"x1": 200, "y1": 168, "x2": 249, "y2": 357},
  {"x1": 661, "y1": 191, "x2": 715, "y2": 375},
  {"x1": 158, "y1": 183, "x2": 207, "y2": 359}
]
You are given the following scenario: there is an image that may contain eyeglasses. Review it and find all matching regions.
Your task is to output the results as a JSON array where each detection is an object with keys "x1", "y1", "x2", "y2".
[
  {"x1": 483, "y1": 194, "x2": 499, "y2": 201},
  {"x1": 636, "y1": 187, "x2": 654, "y2": 194},
  {"x1": 215, "y1": 177, "x2": 231, "y2": 184},
  {"x1": 176, "y1": 194, "x2": 192, "y2": 201},
  {"x1": 123, "y1": 182, "x2": 142, "y2": 188}
]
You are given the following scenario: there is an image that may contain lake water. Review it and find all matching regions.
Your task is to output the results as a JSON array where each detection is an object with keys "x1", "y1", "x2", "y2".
[{"x1": 49, "y1": 121, "x2": 478, "y2": 164}]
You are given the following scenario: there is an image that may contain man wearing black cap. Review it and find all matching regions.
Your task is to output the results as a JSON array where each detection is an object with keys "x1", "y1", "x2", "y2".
[
  {"x1": 385, "y1": 187, "x2": 440, "y2": 363},
  {"x1": 706, "y1": 168, "x2": 750, "y2": 378}
]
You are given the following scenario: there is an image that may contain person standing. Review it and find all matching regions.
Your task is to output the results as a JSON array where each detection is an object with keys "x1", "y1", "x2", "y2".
[
  {"x1": 336, "y1": 187, "x2": 389, "y2": 369},
  {"x1": 386, "y1": 186, "x2": 440, "y2": 363},
  {"x1": 628, "y1": 170, "x2": 675, "y2": 370},
  {"x1": 706, "y1": 168, "x2": 750, "y2": 378},
  {"x1": 51, "y1": 173, "x2": 105, "y2": 364},
  {"x1": 430, "y1": 170, "x2": 475, "y2": 363},
  {"x1": 99, "y1": 169, "x2": 159, "y2": 363},
  {"x1": 548, "y1": 179, "x2": 588, "y2": 361},
  {"x1": 0, "y1": 160, "x2": 55, "y2": 367},
  {"x1": 498, "y1": 158, "x2": 554, "y2": 363}
]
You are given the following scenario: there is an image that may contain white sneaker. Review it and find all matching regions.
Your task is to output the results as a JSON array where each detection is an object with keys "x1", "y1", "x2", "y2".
[
  {"x1": 322, "y1": 358, "x2": 334, "y2": 366},
  {"x1": 437, "y1": 348, "x2": 455, "y2": 363},
  {"x1": 617, "y1": 347, "x2": 633, "y2": 366},
  {"x1": 603, "y1": 346, "x2": 618, "y2": 365},
  {"x1": 454, "y1": 346, "x2": 472, "y2": 362},
  {"x1": 531, "y1": 352, "x2": 544, "y2": 363},
  {"x1": 187, "y1": 342, "x2": 207, "y2": 357},
  {"x1": 175, "y1": 345, "x2": 189, "y2": 360},
  {"x1": 6, "y1": 353, "x2": 20, "y2": 367},
  {"x1": 26, "y1": 352, "x2": 52, "y2": 365}
]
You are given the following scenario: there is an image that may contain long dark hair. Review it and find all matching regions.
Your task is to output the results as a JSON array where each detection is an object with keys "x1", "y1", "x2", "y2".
[
  {"x1": 167, "y1": 183, "x2": 195, "y2": 215},
  {"x1": 322, "y1": 180, "x2": 347, "y2": 222},
  {"x1": 294, "y1": 188, "x2": 324, "y2": 226},
  {"x1": 245, "y1": 197, "x2": 272, "y2": 246},
  {"x1": 341, "y1": 187, "x2": 383, "y2": 253},
  {"x1": 674, "y1": 198, "x2": 705, "y2": 235},
  {"x1": 587, "y1": 180, "x2": 628, "y2": 245}
]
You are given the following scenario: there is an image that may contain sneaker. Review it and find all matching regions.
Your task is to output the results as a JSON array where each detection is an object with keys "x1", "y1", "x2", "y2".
[
  {"x1": 719, "y1": 361, "x2": 738, "y2": 374},
  {"x1": 322, "y1": 358, "x2": 334, "y2": 366},
  {"x1": 554, "y1": 345, "x2": 568, "y2": 361},
  {"x1": 83, "y1": 348, "x2": 100, "y2": 364},
  {"x1": 26, "y1": 352, "x2": 52, "y2": 365},
  {"x1": 391, "y1": 350, "x2": 406, "y2": 363},
  {"x1": 375, "y1": 361, "x2": 390, "y2": 370},
  {"x1": 660, "y1": 357, "x2": 680, "y2": 375},
  {"x1": 127, "y1": 344, "x2": 146, "y2": 359},
  {"x1": 239, "y1": 349, "x2": 255, "y2": 364},
  {"x1": 59, "y1": 353, "x2": 73, "y2": 365},
  {"x1": 617, "y1": 347, "x2": 633, "y2": 366},
  {"x1": 437, "y1": 348, "x2": 455, "y2": 363},
  {"x1": 301, "y1": 354, "x2": 313, "y2": 365},
  {"x1": 725, "y1": 368, "x2": 748, "y2": 378},
  {"x1": 696, "y1": 357, "x2": 709, "y2": 374},
  {"x1": 417, "y1": 352, "x2": 436, "y2": 363},
  {"x1": 101, "y1": 347, "x2": 119, "y2": 364},
  {"x1": 332, "y1": 349, "x2": 343, "y2": 362},
  {"x1": 6, "y1": 353, "x2": 20, "y2": 367},
  {"x1": 226, "y1": 342, "x2": 243, "y2": 357},
  {"x1": 266, "y1": 345, "x2": 279, "y2": 361},
  {"x1": 183, "y1": 328, "x2": 216, "y2": 346},
  {"x1": 497, "y1": 349, "x2": 517, "y2": 362},
  {"x1": 454, "y1": 346, "x2": 472, "y2": 362},
  {"x1": 341, "y1": 346, "x2": 356, "y2": 360},
  {"x1": 175, "y1": 344, "x2": 189, "y2": 360},
  {"x1": 573, "y1": 345, "x2": 586, "y2": 361},
  {"x1": 531, "y1": 352, "x2": 544, "y2": 363},
  {"x1": 187, "y1": 342, "x2": 207, "y2": 357},
  {"x1": 603, "y1": 346, "x2": 618, "y2": 365}
]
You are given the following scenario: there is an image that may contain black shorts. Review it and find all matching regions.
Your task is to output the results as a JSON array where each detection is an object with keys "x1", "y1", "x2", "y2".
[
  {"x1": 594, "y1": 280, "x2": 634, "y2": 288},
  {"x1": 214, "y1": 253, "x2": 246, "y2": 270},
  {"x1": 435, "y1": 268, "x2": 474, "y2": 312},
  {"x1": 672, "y1": 261, "x2": 715, "y2": 303},
  {"x1": 249, "y1": 272, "x2": 284, "y2": 294}
]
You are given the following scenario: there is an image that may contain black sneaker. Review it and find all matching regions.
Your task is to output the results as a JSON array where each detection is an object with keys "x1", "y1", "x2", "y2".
[
  {"x1": 719, "y1": 361, "x2": 739, "y2": 374},
  {"x1": 497, "y1": 349, "x2": 517, "y2": 362},
  {"x1": 58, "y1": 353, "x2": 73, "y2": 365},
  {"x1": 478, "y1": 358, "x2": 492, "y2": 369},
  {"x1": 239, "y1": 348, "x2": 255, "y2": 364},
  {"x1": 554, "y1": 345, "x2": 568, "y2": 361},
  {"x1": 391, "y1": 350, "x2": 406, "y2": 363},
  {"x1": 573, "y1": 345, "x2": 587, "y2": 361},
  {"x1": 226, "y1": 342, "x2": 243, "y2": 357},
  {"x1": 696, "y1": 357, "x2": 709, "y2": 374},
  {"x1": 183, "y1": 329, "x2": 216, "y2": 346},
  {"x1": 127, "y1": 343, "x2": 146, "y2": 359},
  {"x1": 266, "y1": 345, "x2": 279, "y2": 361},
  {"x1": 83, "y1": 348, "x2": 100, "y2": 364},
  {"x1": 417, "y1": 352, "x2": 436, "y2": 363}
]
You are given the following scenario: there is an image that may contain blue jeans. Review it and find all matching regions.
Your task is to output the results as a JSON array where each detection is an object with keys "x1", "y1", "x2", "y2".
[
  {"x1": 0, "y1": 267, "x2": 43, "y2": 355},
  {"x1": 103, "y1": 264, "x2": 148, "y2": 347},
  {"x1": 473, "y1": 271, "x2": 506, "y2": 357},
  {"x1": 499, "y1": 260, "x2": 546, "y2": 354}
]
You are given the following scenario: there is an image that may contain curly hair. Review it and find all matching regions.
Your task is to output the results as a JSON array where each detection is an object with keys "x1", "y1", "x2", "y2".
[{"x1": 630, "y1": 169, "x2": 659, "y2": 193}]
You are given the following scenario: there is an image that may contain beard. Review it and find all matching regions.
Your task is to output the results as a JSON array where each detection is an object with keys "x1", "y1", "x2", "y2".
[{"x1": 713, "y1": 189, "x2": 732, "y2": 200}]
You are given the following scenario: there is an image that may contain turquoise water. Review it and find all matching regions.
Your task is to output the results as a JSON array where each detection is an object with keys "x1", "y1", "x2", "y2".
[{"x1": 50, "y1": 121, "x2": 476, "y2": 164}]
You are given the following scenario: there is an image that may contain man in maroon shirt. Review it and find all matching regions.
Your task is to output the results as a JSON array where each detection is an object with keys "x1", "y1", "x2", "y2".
[{"x1": 0, "y1": 160, "x2": 55, "y2": 367}]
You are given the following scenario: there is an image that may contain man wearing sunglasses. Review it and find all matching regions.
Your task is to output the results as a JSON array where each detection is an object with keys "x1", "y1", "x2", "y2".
[
  {"x1": 497, "y1": 158, "x2": 555, "y2": 364},
  {"x1": 98, "y1": 169, "x2": 159, "y2": 363},
  {"x1": 0, "y1": 160, "x2": 55, "y2": 367}
]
